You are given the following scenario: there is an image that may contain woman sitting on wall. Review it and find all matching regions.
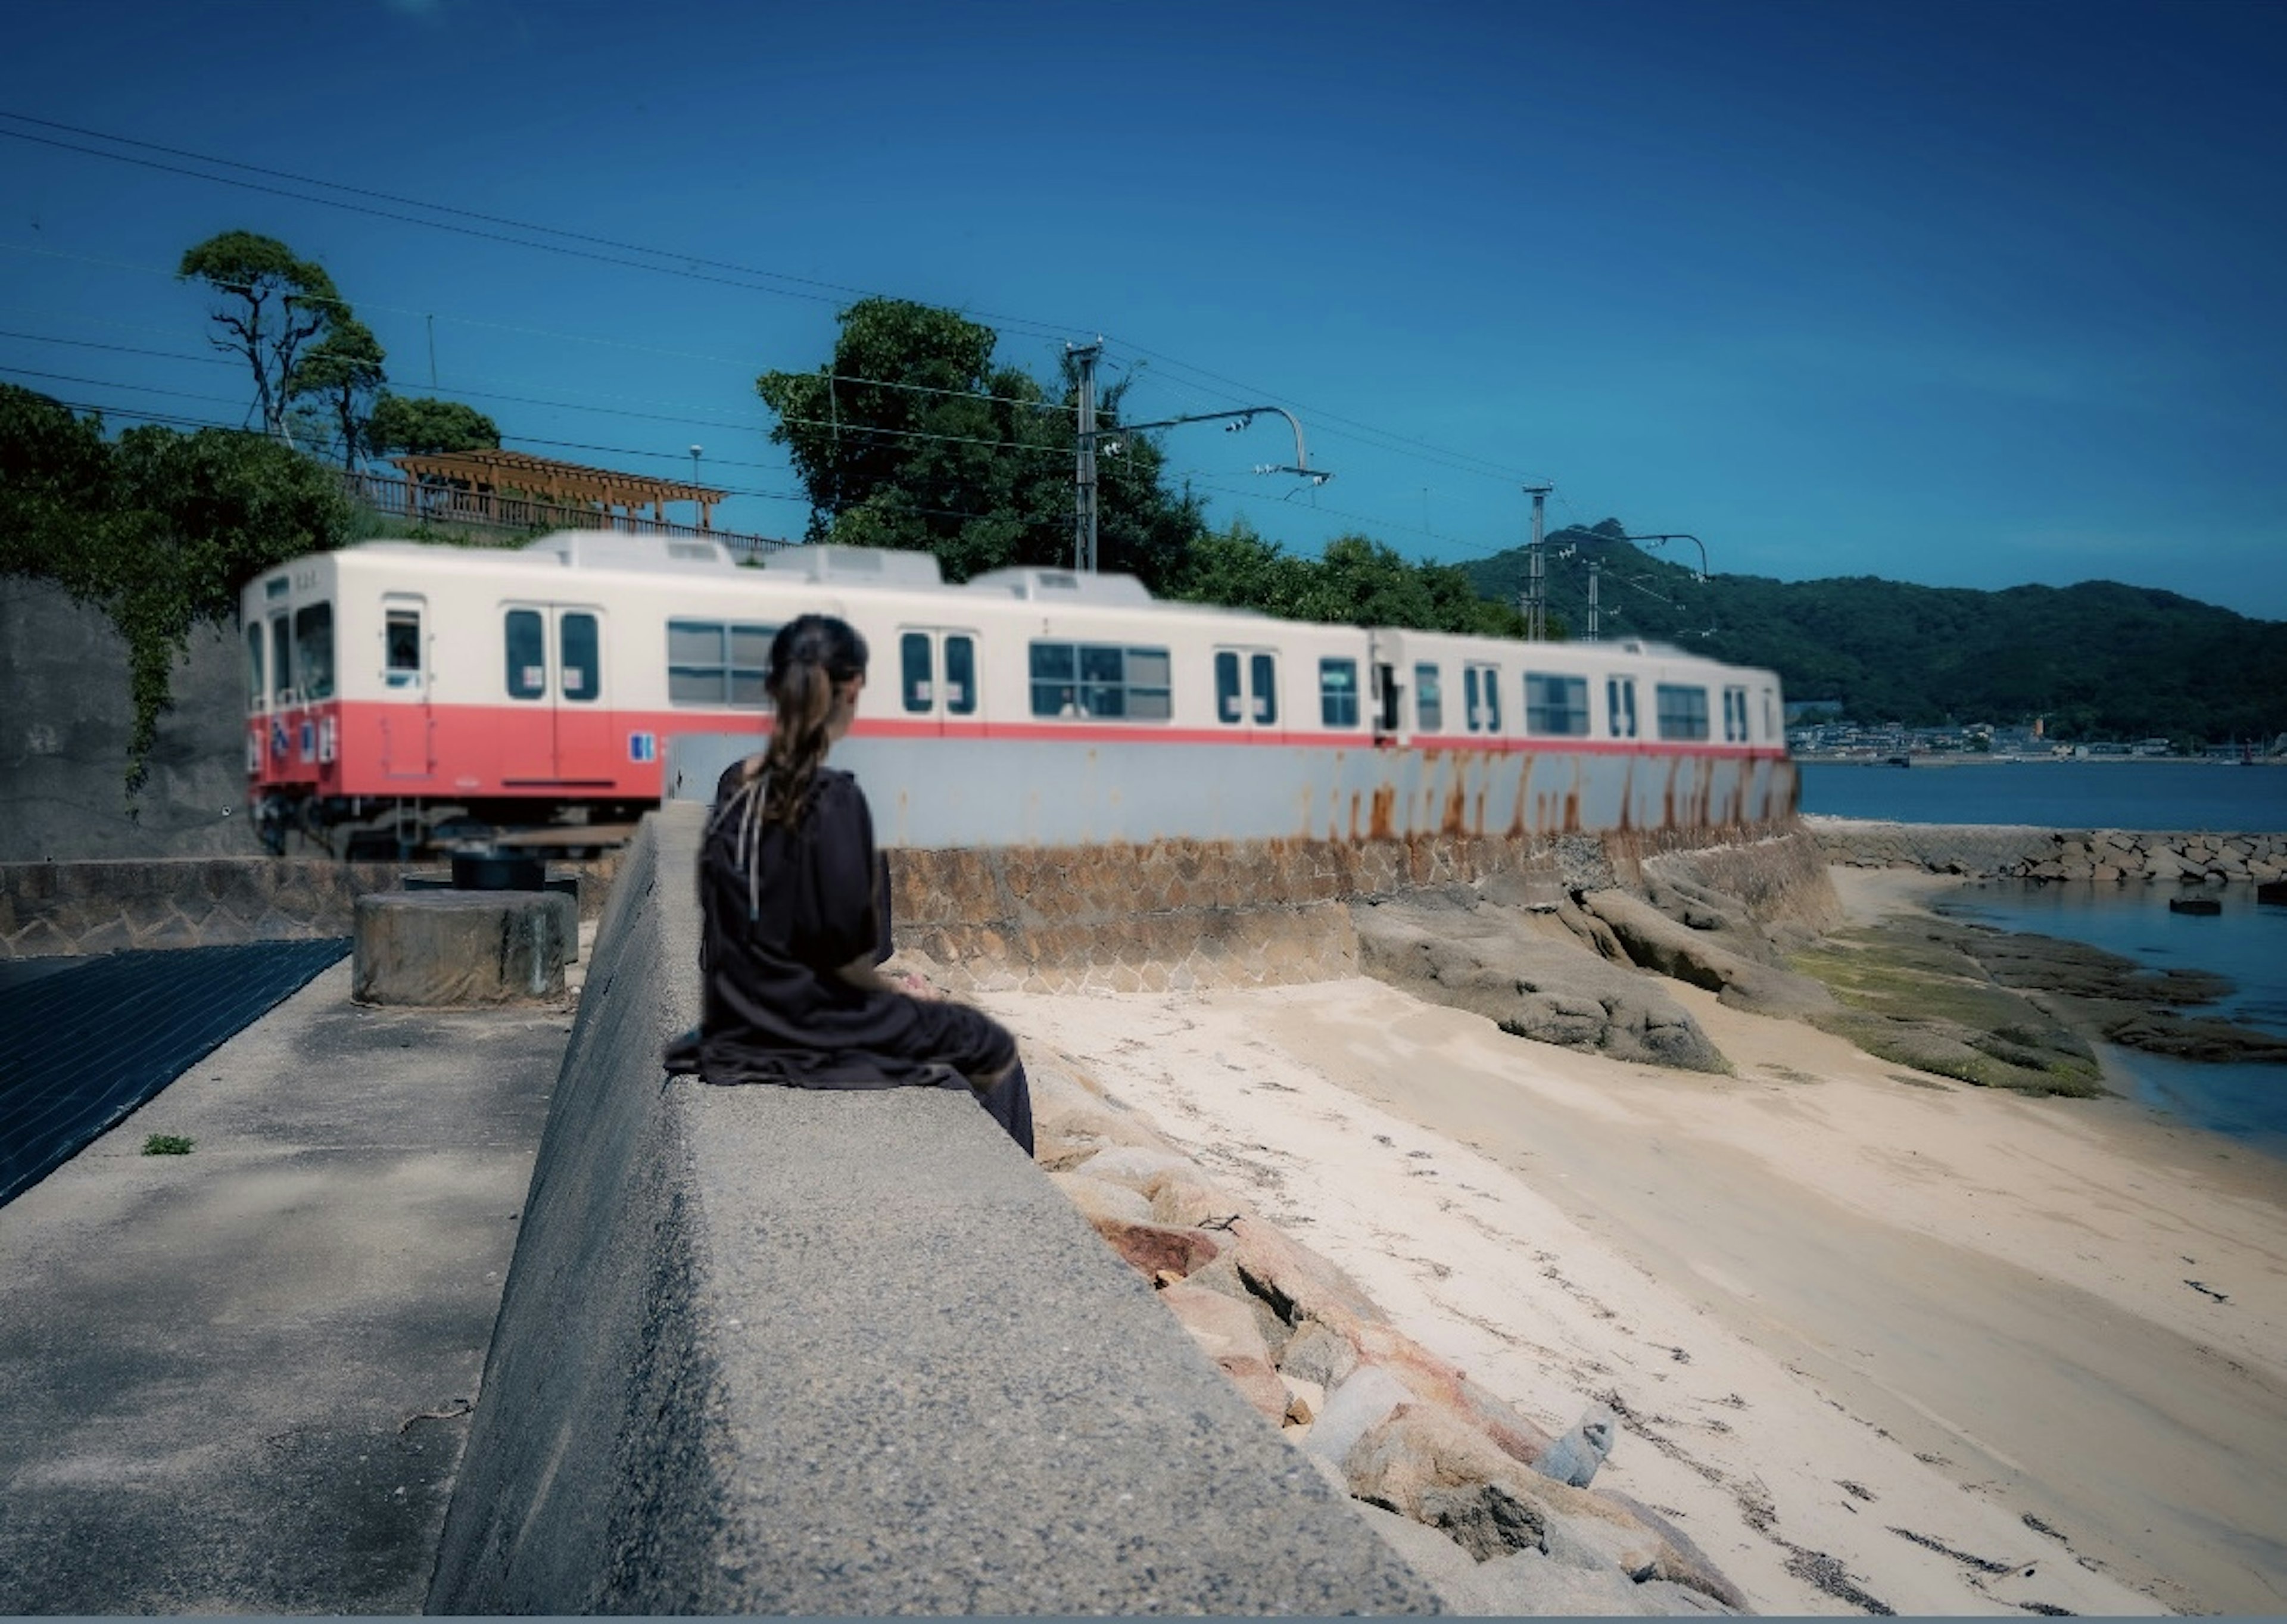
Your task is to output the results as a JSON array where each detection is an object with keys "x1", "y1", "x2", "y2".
[{"x1": 665, "y1": 614, "x2": 1033, "y2": 1154}]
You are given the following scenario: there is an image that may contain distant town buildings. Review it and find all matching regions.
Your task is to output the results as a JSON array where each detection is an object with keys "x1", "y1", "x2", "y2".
[{"x1": 1786, "y1": 721, "x2": 2283, "y2": 761}]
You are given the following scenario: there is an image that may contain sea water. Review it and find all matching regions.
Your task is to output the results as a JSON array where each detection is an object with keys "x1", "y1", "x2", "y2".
[
  {"x1": 1800, "y1": 759, "x2": 2287, "y2": 831},
  {"x1": 1935, "y1": 883, "x2": 2287, "y2": 1154},
  {"x1": 1799, "y1": 761, "x2": 2287, "y2": 1153}
]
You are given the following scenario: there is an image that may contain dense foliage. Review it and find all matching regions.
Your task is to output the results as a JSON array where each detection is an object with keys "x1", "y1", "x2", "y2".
[
  {"x1": 1466, "y1": 522, "x2": 2287, "y2": 743},
  {"x1": 758, "y1": 298, "x2": 1201, "y2": 587},
  {"x1": 364, "y1": 393, "x2": 501, "y2": 456},
  {"x1": 0, "y1": 385, "x2": 351, "y2": 790}
]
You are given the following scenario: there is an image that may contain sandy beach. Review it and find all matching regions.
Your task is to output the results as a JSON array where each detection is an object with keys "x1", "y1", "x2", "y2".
[{"x1": 982, "y1": 871, "x2": 2287, "y2": 1616}]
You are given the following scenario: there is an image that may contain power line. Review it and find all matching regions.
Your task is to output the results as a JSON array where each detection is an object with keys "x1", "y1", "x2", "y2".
[
  {"x1": 0, "y1": 113, "x2": 1086, "y2": 343},
  {"x1": 0, "y1": 111, "x2": 1556, "y2": 488}
]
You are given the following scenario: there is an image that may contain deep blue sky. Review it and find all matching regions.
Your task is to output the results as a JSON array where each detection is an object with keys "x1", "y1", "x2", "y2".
[{"x1": 5, "y1": 0, "x2": 2284, "y2": 621}]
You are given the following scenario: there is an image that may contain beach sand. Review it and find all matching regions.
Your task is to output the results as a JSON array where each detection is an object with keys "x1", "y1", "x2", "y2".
[{"x1": 982, "y1": 874, "x2": 2287, "y2": 1615}]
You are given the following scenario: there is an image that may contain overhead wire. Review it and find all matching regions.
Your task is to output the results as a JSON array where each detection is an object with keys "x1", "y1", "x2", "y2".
[{"x1": 1, "y1": 111, "x2": 1594, "y2": 560}]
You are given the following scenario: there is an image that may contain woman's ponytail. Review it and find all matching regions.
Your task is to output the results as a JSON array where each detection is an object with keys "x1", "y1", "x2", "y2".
[{"x1": 751, "y1": 613, "x2": 868, "y2": 828}]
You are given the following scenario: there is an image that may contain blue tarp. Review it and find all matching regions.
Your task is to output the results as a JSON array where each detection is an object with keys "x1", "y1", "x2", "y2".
[{"x1": 0, "y1": 940, "x2": 349, "y2": 1207}]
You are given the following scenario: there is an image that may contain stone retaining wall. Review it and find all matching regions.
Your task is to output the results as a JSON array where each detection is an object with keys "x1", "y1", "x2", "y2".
[
  {"x1": 1807, "y1": 816, "x2": 2287, "y2": 884},
  {"x1": 0, "y1": 854, "x2": 621, "y2": 959},
  {"x1": 888, "y1": 819, "x2": 1806, "y2": 994}
]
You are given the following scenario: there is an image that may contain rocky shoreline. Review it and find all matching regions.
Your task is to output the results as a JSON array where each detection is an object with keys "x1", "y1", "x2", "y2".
[
  {"x1": 1029, "y1": 1055, "x2": 1750, "y2": 1616},
  {"x1": 1351, "y1": 838, "x2": 2287, "y2": 1090}
]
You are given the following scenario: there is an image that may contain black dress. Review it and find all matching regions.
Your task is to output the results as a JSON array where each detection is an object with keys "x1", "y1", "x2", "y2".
[{"x1": 666, "y1": 760, "x2": 1033, "y2": 1153}]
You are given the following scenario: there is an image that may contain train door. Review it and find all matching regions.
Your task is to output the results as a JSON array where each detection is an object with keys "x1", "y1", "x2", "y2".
[
  {"x1": 553, "y1": 608, "x2": 615, "y2": 784},
  {"x1": 379, "y1": 594, "x2": 434, "y2": 779},
  {"x1": 501, "y1": 603, "x2": 615, "y2": 784},
  {"x1": 1211, "y1": 644, "x2": 1280, "y2": 738},
  {"x1": 896, "y1": 626, "x2": 981, "y2": 736}
]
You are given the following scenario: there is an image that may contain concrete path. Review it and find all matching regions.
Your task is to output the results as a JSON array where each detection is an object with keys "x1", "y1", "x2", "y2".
[{"x1": 0, "y1": 959, "x2": 569, "y2": 1614}]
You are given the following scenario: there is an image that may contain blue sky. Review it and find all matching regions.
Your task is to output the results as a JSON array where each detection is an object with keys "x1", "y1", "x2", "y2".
[{"x1": 5, "y1": 0, "x2": 2284, "y2": 619}]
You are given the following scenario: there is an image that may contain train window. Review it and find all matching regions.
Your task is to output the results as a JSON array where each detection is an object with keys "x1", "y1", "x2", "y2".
[
  {"x1": 1607, "y1": 677, "x2": 1638, "y2": 739},
  {"x1": 1463, "y1": 662, "x2": 1500, "y2": 732},
  {"x1": 1251, "y1": 653, "x2": 1277, "y2": 724},
  {"x1": 1320, "y1": 659, "x2": 1360, "y2": 728},
  {"x1": 1030, "y1": 643, "x2": 1076, "y2": 715},
  {"x1": 669, "y1": 619, "x2": 774, "y2": 708},
  {"x1": 1030, "y1": 642, "x2": 1170, "y2": 721},
  {"x1": 1525, "y1": 672, "x2": 1589, "y2": 737},
  {"x1": 1761, "y1": 687, "x2": 1777, "y2": 740},
  {"x1": 1414, "y1": 663, "x2": 1441, "y2": 732},
  {"x1": 293, "y1": 604, "x2": 334, "y2": 701},
  {"x1": 385, "y1": 610, "x2": 421, "y2": 687},
  {"x1": 1656, "y1": 683, "x2": 1710, "y2": 741},
  {"x1": 902, "y1": 632, "x2": 933, "y2": 712},
  {"x1": 1721, "y1": 685, "x2": 1749, "y2": 742},
  {"x1": 270, "y1": 616, "x2": 292, "y2": 705},
  {"x1": 506, "y1": 610, "x2": 547, "y2": 700},
  {"x1": 1216, "y1": 652, "x2": 1242, "y2": 723},
  {"x1": 946, "y1": 636, "x2": 976, "y2": 715},
  {"x1": 246, "y1": 623, "x2": 265, "y2": 710},
  {"x1": 562, "y1": 613, "x2": 600, "y2": 703}
]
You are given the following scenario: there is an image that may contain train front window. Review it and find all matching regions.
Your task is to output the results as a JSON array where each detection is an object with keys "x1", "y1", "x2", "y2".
[
  {"x1": 1525, "y1": 672, "x2": 1589, "y2": 737},
  {"x1": 505, "y1": 610, "x2": 547, "y2": 700},
  {"x1": 561, "y1": 613, "x2": 600, "y2": 703},
  {"x1": 246, "y1": 622, "x2": 264, "y2": 710},
  {"x1": 1415, "y1": 663, "x2": 1441, "y2": 732},
  {"x1": 270, "y1": 616, "x2": 292, "y2": 705},
  {"x1": 293, "y1": 604, "x2": 334, "y2": 702}
]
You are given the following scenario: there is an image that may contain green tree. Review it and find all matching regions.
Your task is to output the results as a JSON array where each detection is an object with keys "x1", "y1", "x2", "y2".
[
  {"x1": 0, "y1": 385, "x2": 350, "y2": 791},
  {"x1": 757, "y1": 298, "x2": 1201, "y2": 587},
  {"x1": 178, "y1": 230, "x2": 345, "y2": 441},
  {"x1": 288, "y1": 314, "x2": 387, "y2": 469},
  {"x1": 365, "y1": 393, "x2": 501, "y2": 456}
]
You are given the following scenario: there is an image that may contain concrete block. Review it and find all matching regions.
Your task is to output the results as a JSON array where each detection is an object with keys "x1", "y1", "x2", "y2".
[{"x1": 352, "y1": 889, "x2": 575, "y2": 1005}]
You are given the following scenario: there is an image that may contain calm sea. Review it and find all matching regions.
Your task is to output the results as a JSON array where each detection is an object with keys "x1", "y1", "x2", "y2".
[
  {"x1": 1800, "y1": 759, "x2": 2287, "y2": 831},
  {"x1": 1800, "y1": 760, "x2": 2287, "y2": 1155}
]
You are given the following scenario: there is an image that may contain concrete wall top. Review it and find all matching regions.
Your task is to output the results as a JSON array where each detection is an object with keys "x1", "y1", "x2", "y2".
[{"x1": 428, "y1": 800, "x2": 1438, "y2": 1614}]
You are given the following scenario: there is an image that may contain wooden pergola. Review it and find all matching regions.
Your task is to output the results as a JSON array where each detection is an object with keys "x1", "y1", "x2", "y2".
[{"x1": 391, "y1": 448, "x2": 729, "y2": 529}]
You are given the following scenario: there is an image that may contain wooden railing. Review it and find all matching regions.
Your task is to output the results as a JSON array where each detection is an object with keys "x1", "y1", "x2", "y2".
[{"x1": 341, "y1": 470, "x2": 788, "y2": 560}]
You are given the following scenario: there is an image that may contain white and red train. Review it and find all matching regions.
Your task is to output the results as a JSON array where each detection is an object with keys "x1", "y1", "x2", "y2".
[{"x1": 240, "y1": 530, "x2": 1795, "y2": 853}]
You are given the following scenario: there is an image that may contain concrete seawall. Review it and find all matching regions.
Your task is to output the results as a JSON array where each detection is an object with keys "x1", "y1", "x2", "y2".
[
  {"x1": 0, "y1": 854, "x2": 621, "y2": 959},
  {"x1": 1808, "y1": 815, "x2": 2287, "y2": 883},
  {"x1": 427, "y1": 801, "x2": 1438, "y2": 1614}
]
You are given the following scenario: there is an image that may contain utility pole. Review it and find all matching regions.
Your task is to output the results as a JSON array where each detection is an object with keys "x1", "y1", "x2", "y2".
[
  {"x1": 1588, "y1": 559, "x2": 1603, "y2": 641},
  {"x1": 1069, "y1": 339, "x2": 1102, "y2": 571},
  {"x1": 1520, "y1": 484, "x2": 1551, "y2": 640}
]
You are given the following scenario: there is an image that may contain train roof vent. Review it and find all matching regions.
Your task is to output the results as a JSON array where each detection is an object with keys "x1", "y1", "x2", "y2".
[
  {"x1": 520, "y1": 531, "x2": 739, "y2": 571},
  {"x1": 965, "y1": 567, "x2": 1154, "y2": 605},
  {"x1": 760, "y1": 545, "x2": 944, "y2": 588}
]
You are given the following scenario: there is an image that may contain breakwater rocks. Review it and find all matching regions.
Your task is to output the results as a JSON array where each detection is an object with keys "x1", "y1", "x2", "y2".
[
  {"x1": 1033, "y1": 1055, "x2": 1747, "y2": 1616},
  {"x1": 1808, "y1": 816, "x2": 2287, "y2": 886}
]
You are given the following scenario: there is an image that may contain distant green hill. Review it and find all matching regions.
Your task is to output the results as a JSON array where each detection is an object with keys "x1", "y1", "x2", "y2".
[{"x1": 1463, "y1": 520, "x2": 2287, "y2": 744}]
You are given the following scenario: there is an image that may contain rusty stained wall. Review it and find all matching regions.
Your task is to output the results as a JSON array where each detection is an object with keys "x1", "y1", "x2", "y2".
[{"x1": 886, "y1": 816, "x2": 1807, "y2": 995}]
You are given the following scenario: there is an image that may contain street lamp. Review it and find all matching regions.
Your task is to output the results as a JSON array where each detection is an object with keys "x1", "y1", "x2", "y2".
[{"x1": 689, "y1": 444, "x2": 703, "y2": 485}]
